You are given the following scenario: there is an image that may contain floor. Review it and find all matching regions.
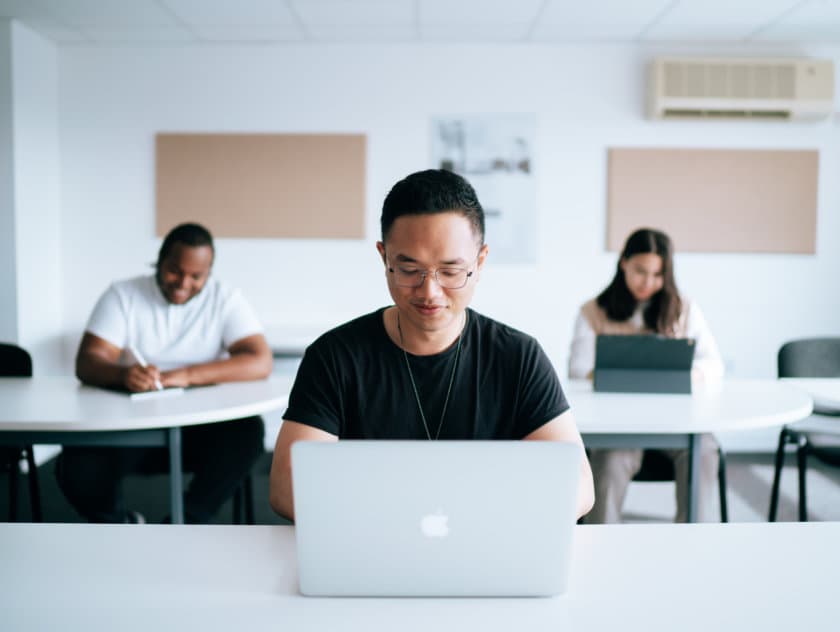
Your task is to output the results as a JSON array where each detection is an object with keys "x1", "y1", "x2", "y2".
[{"x1": 2, "y1": 450, "x2": 840, "y2": 525}]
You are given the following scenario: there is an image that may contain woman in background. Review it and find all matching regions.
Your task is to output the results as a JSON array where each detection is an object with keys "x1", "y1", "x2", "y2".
[{"x1": 569, "y1": 228, "x2": 724, "y2": 523}]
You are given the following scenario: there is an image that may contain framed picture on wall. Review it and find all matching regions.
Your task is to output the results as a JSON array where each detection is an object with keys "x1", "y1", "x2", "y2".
[{"x1": 431, "y1": 114, "x2": 536, "y2": 264}]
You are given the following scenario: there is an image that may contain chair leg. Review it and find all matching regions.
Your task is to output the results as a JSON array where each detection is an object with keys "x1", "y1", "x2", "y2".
[
  {"x1": 232, "y1": 485, "x2": 243, "y2": 525},
  {"x1": 9, "y1": 461, "x2": 19, "y2": 522},
  {"x1": 243, "y1": 473, "x2": 255, "y2": 525},
  {"x1": 768, "y1": 427, "x2": 790, "y2": 522},
  {"x1": 25, "y1": 446, "x2": 42, "y2": 522},
  {"x1": 797, "y1": 436, "x2": 809, "y2": 522},
  {"x1": 717, "y1": 448, "x2": 728, "y2": 523}
]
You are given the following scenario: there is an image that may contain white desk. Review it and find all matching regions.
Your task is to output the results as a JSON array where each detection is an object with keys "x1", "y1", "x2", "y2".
[
  {"x1": 567, "y1": 379, "x2": 813, "y2": 521},
  {"x1": 1, "y1": 522, "x2": 837, "y2": 631},
  {"x1": 0, "y1": 376, "x2": 293, "y2": 522},
  {"x1": 782, "y1": 378, "x2": 840, "y2": 413}
]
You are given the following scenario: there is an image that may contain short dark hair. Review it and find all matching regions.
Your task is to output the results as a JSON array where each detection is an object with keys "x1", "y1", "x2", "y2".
[
  {"x1": 156, "y1": 223, "x2": 214, "y2": 269},
  {"x1": 380, "y1": 169, "x2": 485, "y2": 244},
  {"x1": 597, "y1": 228, "x2": 682, "y2": 334}
]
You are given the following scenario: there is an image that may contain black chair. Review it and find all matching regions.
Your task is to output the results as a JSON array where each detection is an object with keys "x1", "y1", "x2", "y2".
[
  {"x1": 769, "y1": 338, "x2": 840, "y2": 522},
  {"x1": 633, "y1": 446, "x2": 729, "y2": 522},
  {"x1": 0, "y1": 343, "x2": 42, "y2": 522}
]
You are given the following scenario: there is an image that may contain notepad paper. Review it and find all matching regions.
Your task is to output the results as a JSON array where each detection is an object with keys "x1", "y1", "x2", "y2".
[{"x1": 129, "y1": 387, "x2": 185, "y2": 401}]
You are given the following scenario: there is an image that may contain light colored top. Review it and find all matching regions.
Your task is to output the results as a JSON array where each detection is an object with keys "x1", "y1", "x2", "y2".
[
  {"x1": 0, "y1": 375, "x2": 292, "y2": 432},
  {"x1": 86, "y1": 275, "x2": 263, "y2": 371},
  {"x1": 565, "y1": 379, "x2": 812, "y2": 434},
  {"x1": 2, "y1": 522, "x2": 837, "y2": 630},
  {"x1": 568, "y1": 297, "x2": 724, "y2": 381}
]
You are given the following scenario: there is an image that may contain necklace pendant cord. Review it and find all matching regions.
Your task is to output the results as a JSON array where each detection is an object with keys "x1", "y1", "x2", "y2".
[{"x1": 397, "y1": 311, "x2": 466, "y2": 440}]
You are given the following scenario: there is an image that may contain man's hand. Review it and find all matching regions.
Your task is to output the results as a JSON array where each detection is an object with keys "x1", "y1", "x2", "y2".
[{"x1": 124, "y1": 363, "x2": 163, "y2": 392}]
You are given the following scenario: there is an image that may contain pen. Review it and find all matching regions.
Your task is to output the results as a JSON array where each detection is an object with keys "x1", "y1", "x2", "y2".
[{"x1": 128, "y1": 345, "x2": 163, "y2": 391}]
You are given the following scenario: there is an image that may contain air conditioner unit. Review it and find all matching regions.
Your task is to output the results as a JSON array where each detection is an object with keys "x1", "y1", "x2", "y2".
[{"x1": 648, "y1": 57, "x2": 835, "y2": 121}]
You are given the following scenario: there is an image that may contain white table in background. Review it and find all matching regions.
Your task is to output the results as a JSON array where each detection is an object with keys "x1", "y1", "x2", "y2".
[
  {"x1": 782, "y1": 377, "x2": 840, "y2": 412},
  {"x1": 0, "y1": 376, "x2": 293, "y2": 523},
  {"x1": 566, "y1": 379, "x2": 813, "y2": 521},
  {"x1": 1, "y1": 521, "x2": 837, "y2": 631}
]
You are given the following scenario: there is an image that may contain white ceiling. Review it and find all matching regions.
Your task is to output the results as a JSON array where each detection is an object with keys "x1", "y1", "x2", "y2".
[{"x1": 0, "y1": 0, "x2": 838, "y2": 45}]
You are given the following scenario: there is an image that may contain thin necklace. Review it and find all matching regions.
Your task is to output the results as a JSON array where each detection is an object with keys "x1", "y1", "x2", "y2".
[{"x1": 396, "y1": 310, "x2": 466, "y2": 440}]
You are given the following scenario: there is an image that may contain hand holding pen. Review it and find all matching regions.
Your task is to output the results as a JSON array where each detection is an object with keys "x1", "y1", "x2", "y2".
[{"x1": 126, "y1": 345, "x2": 163, "y2": 392}]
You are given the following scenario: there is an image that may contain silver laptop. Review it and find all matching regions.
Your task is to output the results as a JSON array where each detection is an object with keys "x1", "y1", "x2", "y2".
[{"x1": 292, "y1": 440, "x2": 582, "y2": 597}]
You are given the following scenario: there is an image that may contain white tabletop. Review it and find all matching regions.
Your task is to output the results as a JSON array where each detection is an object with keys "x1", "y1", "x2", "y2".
[
  {"x1": 1, "y1": 522, "x2": 837, "y2": 631},
  {"x1": 0, "y1": 375, "x2": 294, "y2": 432},
  {"x1": 566, "y1": 378, "x2": 813, "y2": 434},
  {"x1": 781, "y1": 378, "x2": 840, "y2": 412}
]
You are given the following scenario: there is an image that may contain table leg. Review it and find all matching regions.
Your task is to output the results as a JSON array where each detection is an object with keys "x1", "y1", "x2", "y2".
[
  {"x1": 687, "y1": 433, "x2": 701, "y2": 523},
  {"x1": 168, "y1": 427, "x2": 184, "y2": 524}
]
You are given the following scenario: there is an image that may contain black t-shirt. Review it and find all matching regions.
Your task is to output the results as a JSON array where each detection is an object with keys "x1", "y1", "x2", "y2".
[{"x1": 284, "y1": 307, "x2": 569, "y2": 439}]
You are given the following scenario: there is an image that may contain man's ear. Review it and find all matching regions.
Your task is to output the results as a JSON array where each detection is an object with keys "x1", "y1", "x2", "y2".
[
  {"x1": 476, "y1": 243, "x2": 489, "y2": 271},
  {"x1": 376, "y1": 241, "x2": 386, "y2": 264}
]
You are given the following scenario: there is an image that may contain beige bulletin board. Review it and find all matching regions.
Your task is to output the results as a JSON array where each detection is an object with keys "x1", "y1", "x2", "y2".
[
  {"x1": 156, "y1": 133, "x2": 366, "y2": 239},
  {"x1": 607, "y1": 148, "x2": 818, "y2": 253}
]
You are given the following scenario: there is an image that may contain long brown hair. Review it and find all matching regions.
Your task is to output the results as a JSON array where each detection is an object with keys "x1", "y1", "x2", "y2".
[{"x1": 596, "y1": 228, "x2": 682, "y2": 334}]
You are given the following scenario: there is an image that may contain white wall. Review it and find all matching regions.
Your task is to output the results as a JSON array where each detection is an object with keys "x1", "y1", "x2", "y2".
[
  {"x1": 13, "y1": 23, "x2": 62, "y2": 374},
  {"x1": 0, "y1": 21, "x2": 62, "y2": 373},
  {"x1": 0, "y1": 21, "x2": 19, "y2": 342},
  {"x1": 57, "y1": 42, "x2": 840, "y2": 382}
]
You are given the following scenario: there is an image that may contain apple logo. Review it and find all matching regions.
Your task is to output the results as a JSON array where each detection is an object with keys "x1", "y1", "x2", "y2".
[{"x1": 420, "y1": 509, "x2": 450, "y2": 538}]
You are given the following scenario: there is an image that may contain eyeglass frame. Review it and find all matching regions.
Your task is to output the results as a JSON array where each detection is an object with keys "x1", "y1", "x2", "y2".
[{"x1": 385, "y1": 253, "x2": 481, "y2": 290}]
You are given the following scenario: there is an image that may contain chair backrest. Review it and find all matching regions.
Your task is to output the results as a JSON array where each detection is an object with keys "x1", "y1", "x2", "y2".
[
  {"x1": 0, "y1": 343, "x2": 33, "y2": 377},
  {"x1": 778, "y1": 338, "x2": 840, "y2": 378}
]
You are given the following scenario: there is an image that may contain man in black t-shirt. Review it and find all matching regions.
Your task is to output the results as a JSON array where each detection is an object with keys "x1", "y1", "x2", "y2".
[{"x1": 269, "y1": 169, "x2": 594, "y2": 521}]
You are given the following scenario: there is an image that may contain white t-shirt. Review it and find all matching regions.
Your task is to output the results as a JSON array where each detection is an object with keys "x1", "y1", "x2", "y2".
[
  {"x1": 568, "y1": 298, "x2": 724, "y2": 381},
  {"x1": 85, "y1": 275, "x2": 264, "y2": 371}
]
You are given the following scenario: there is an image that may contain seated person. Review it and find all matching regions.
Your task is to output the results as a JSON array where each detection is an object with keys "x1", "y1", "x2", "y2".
[
  {"x1": 269, "y1": 169, "x2": 594, "y2": 522},
  {"x1": 569, "y1": 227, "x2": 724, "y2": 523},
  {"x1": 57, "y1": 223, "x2": 272, "y2": 523}
]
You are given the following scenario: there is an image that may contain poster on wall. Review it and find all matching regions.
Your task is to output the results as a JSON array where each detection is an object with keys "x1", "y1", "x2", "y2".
[{"x1": 431, "y1": 114, "x2": 536, "y2": 264}]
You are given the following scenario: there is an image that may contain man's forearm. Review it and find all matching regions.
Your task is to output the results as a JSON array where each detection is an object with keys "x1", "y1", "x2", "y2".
[
  {"x1": 169, "y1": 352, "x2": 272, "y2": 386},
  {"x1": 269, "y1": 466, "x2": 296, "y2": 521},
  {"x1": 76, "y1": 353, "x2": 126, "y2": 388}
]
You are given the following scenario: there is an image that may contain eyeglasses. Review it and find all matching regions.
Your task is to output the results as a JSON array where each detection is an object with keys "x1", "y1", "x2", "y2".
[{"x1": 387, "y1": 260, "x2": 476, "y2": 290}]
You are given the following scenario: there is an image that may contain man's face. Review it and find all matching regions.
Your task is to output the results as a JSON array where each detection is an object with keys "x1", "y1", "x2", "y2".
[
  {"x1": 377, "y1": 212, "x2": 488, "y2": 336},
  {"x1": 156, "y1": 243, "x2": 214, "y2": 305}
]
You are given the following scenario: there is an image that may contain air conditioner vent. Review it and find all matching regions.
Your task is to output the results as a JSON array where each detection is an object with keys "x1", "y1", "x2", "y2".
[
  {"x1": 649, "y1": 58, "x2": 834, "y2": 121},
  {"x1": 662, "y1": 61, "x2": 797, "y2": 100}
]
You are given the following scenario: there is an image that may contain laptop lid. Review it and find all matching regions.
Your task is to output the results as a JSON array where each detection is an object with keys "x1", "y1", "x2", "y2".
[
  {"x1": 292, "y1": 440, "x2": 582, "y2": 597},
  {"x1": 594, "y1": 335, "x2": 696, "y2": 394}
]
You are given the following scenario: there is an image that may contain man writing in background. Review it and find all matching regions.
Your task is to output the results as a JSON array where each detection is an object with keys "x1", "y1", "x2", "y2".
[{"x1": 57, "y1": 223, "x2": 272, "y2": 523}]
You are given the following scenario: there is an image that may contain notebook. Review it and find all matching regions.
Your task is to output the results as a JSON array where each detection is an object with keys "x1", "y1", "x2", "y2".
[
  {"x1": 292, "y1": 440, "x2": 582, "y2": 597},
  {"x1": 594, "y1": 334, "x2": 696, "y2": 394}
]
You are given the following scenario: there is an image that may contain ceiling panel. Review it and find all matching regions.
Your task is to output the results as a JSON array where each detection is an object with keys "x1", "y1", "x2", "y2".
[
  {"x1": 77, "y1": 25, "x2": 195, "y2": 43},
  {"x1": 754, "y1": 0, "x2": 840, "y2": 41},
  {"x1": 192, "y1": 24, "x2": 306, "y2": 42},
  {"x1": 307, "y1": 24, "x2": 418, "y2": 42},
  {"x1": 642, "y1": 0, "x2": 803, "y2": 41},
  {"x1": 161, "y1": 0, "x2": 298, "y2": 27},
  {"x1": 291, "y1": 0, "x2": 414, "y2": 26},
  {"x1": 0, "y1": 0, "x2": 62, "y2": 20},
  {"x1": 419, "y1": 0, "x2": 544, "y2": 24},
  {"x1": 531, "y1": 0, "x2": 673, "y2": 40},
  {"x1": 420, "y1": 22, "x2": 534, "y2": 42},
  {"x1": 23, "y1": 19, "x2": 90, "y2": 43},
  {"x1": 37, "y1": 0, "x2": 175, "y2": 27},
  {"x1": 0, "y1": 0, "x2": 837, "y2": 45}
]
